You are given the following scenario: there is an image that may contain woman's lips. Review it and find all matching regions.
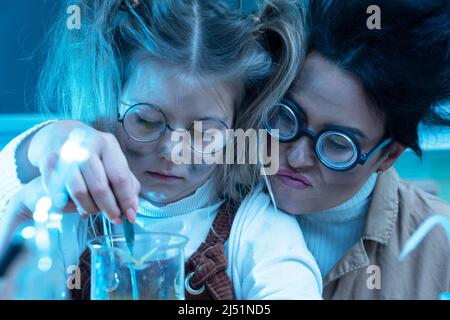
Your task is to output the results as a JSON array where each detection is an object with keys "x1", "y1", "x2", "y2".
[
  {"x1": 276, "y1": 169, "x2": 313, "y2": 190},
  {"x1": 146, "y1": 171, "x2": 183, "y2": 182}
]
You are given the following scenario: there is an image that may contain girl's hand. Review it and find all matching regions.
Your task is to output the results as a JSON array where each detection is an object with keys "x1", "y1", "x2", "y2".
[{"x1": 27, "y1": 120, "x2": 140, "y2": 224}]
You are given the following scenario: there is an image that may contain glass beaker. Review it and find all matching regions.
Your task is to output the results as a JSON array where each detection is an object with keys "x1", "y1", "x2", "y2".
[{"x1": 88, "y1": 232, "x2": 188, "y2": 300}]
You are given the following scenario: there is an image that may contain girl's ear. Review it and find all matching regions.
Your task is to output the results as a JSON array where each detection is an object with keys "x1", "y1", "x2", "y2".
[{"x1": 377, "y1": 142, "x2": 406, "y2": 172}]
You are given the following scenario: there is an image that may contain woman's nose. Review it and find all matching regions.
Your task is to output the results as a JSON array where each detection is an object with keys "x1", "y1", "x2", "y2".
[{"x1": 286, "y1": 136, "x2": 315, "y2": 169}]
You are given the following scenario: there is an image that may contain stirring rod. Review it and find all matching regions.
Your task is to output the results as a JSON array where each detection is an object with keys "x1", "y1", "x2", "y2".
[{"x1": 123, "y1": 216, "x2": 139, "y2": 300}]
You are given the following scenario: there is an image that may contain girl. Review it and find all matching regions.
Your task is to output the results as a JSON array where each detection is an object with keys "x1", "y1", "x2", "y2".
[{"x1": 0, "y1": 0, "x2": 322, "y2": 299}]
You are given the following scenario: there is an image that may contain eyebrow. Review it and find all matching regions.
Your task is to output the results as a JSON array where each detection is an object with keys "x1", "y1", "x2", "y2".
[
  {"x1": 325, "y1": 124, "x2": 369, "y2": 140},
  {"x1": 285, "y1": 95, "x2": 369, "y2": 140},
  {"x1": 123, "y1": 100, "x2": 230, "y2": 124}
]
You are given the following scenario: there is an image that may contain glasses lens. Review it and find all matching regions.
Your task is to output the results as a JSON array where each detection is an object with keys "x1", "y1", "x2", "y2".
[
  {"x1": 265, "y1": 103, "x2": 298, "y2": 140},
  {"x1": 189, "y1": 120, "x2": 229, "y2": 154},
  {"x1": 317, "y1": 132, "x2": 357, "y2": 168},
  {"x1": 123, "y1": 104, "x2": 166, "y2": 142}
]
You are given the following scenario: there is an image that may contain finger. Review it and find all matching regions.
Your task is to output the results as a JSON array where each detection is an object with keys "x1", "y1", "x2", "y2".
[
  {"x1": 80, "y1": 155, "x2": 122, "y2": 224},
  {"x1": 19, "y1": 177, "x2": 77, "y2": 219},
  {"x1": 130, "y1": 173, "x2": 140, "y2": 205},
  {"x1": 60, "y1": 199, "x2": 77, "y2": 214},
  {"x1": 122, "y1": 175, "x2": 141, "y2": 223},
  {"x1": 100, "y1": 134, "x2": 138, "y2": 222},
  {"x1": 19, "y1": 177, "x2": 47, "y2": 216},
  {"x1": 133, "y1": 174, "x2": 141, "y2": 209},
  {"x1": 39, "y1": 152, "x2": 81, "y2": 210},
  {"x1": 38, "y1": 152, "x2": 60, "y2": 198},
  {"x1": 64, "y1": 166, "x2": 99, "y2": 215}
]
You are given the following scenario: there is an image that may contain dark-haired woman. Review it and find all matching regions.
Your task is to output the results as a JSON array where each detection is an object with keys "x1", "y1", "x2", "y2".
[{"x1": 241, "y1": 0, "x2": 450, "y2": 299}]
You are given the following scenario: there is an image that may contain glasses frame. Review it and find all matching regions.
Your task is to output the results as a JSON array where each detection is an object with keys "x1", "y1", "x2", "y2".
[
  {"x1": 117, "y1": 102, "x2": 230, "y2": 153},
  {"x1": 264, "y1": 96, "x2": 392, "y2": 171}
]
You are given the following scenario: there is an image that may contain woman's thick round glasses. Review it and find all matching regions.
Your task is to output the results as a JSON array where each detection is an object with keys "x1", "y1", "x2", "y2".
[
  {"x1": 263, "y1": 97, "x2": 392, "y2": 171},
  {"x1": 118, "y1": 103, "x2": 230, "y2": 154}
]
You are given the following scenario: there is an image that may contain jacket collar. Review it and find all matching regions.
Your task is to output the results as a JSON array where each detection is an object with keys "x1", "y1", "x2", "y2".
[
  {"x1": 324, "y1": 168, "x2": 400, "y2": 286},
  {"x1": 362, "y1": 168, "x2": 400, "y2": 245}
]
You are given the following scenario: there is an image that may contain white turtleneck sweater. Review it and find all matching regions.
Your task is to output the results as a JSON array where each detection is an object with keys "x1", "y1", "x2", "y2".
[
  {"x1": 130, "y1": 179, "x2": 222, "y2": 259},
  {"x1": 296, "y1": 174, "x2": 378, "y2": 278},
  {"x1": 0, "y1": 122, "x2": 323, "y2": 300}
]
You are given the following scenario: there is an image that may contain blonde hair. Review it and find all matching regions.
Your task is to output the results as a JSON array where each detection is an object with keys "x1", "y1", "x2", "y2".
[
  {"x1": 37, "y1": 0, "x2": 274, "y2": 202},
  {"x1": 228, "y1": 0, "x2": 308, "y2": 199}
]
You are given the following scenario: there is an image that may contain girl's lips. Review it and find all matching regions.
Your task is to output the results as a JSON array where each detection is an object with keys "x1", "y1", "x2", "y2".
[
  {"x1": 276, "y1": 169, "x2": 313, "y2": 190},
  {"x1": 146, "y1": 171, "x2": 183, "y2": 182}
]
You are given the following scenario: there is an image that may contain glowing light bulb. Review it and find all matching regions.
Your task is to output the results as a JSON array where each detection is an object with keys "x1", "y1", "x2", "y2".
[
  {"x1": 48, "y1": 213, "x2": 63, "y2": 232},
  {"x1": 60, "y1": 129, "x2": 90, "y2": 163},
  {"x1": 37, "y1": 256, "x2": 53, "y2": 272},
  {"x1": 35, "y1": 228, "x2": 50, "y2": 251},
  {"x1": 60, "y1": 141, "x2": 90, "y2": 162},
  {"x1": 21, "y1": 226, "x2": 36, "y2": 239},
  {"x1": 33, "y1": 197, "x2": 52, "y2": 222}
]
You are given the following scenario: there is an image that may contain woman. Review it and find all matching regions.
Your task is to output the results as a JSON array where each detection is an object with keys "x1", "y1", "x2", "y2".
[{"x1": 242, "y1": 0, "x2": 450, "y2": 299}]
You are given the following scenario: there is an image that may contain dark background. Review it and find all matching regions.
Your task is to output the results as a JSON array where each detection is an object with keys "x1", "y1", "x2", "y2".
[
  {"x1": 0, "y1": 0, "x2": 258, "y2": 114},
  {"x1": 0, "y1": 0, "x2": 62, "y2": 113}
]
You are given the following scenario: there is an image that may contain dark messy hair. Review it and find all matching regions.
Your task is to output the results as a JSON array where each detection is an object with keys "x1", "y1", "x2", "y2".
[{"x1": 308, "y1": 0, "x2": 450, "y2": 157}]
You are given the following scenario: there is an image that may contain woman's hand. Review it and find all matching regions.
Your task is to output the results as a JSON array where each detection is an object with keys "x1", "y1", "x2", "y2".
[
  {"x1": 0, "y1": 176, "x2": 80, "y2": 291},
  {"x1": 0, "y1": 177, "x2": 46, "y2": 257},
  {"x1": 27, "y1": 120, "x2": 140, "y2": 224}
]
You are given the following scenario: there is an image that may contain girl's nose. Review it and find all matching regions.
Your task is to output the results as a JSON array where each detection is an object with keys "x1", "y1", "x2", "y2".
[
  {"x1": 157, "y1": 128, "x2": 190, "y2": 163},
  {"x1": 286, "y1": 136, "x2": 316, "y2": 169}
]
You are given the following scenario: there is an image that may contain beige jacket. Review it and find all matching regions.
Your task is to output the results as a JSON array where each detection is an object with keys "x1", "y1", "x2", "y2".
[{"x1": 323, "y1": 168, "x2": 450, "y2": 299}]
